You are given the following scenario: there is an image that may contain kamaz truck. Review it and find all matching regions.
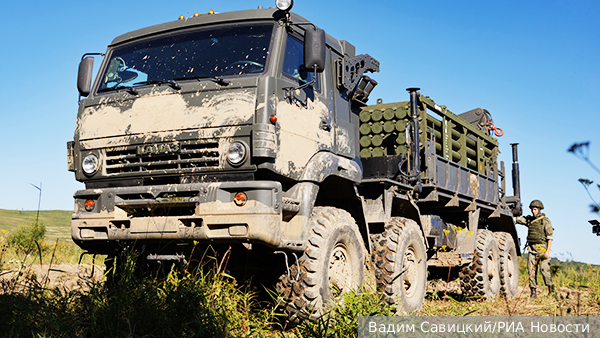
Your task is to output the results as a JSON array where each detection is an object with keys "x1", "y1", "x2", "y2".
[{"x1": 69, "y1": 1, "x2": 522, "y2": 317}]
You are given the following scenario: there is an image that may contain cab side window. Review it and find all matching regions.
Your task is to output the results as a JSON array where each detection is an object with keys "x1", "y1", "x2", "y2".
[{"x1": 283, "y1": 34, "x2": 319, "y2": 89}]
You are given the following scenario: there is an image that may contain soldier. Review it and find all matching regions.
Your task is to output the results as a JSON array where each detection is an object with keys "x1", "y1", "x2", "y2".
[{"x1": 515, "y1": 200, "x2": 554, "y2": 299}]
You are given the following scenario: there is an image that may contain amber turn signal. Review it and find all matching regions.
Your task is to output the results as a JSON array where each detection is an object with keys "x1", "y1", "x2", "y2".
[
  {"x1": 234, "y1": 192, "x2": 247, "y2": 206},
  {"x1": 84, "y1": 199, "x2": 95, "y2": 212}
]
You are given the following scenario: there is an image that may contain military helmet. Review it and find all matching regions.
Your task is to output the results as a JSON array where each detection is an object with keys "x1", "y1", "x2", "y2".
[{"x1": 529, "y1": 200, "x2": 544, "y2": 209}]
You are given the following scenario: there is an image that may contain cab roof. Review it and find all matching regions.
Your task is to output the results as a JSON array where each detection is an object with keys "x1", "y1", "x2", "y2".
[{"x1": 109, "y1": 7, "x2": 346, "y2": 55}]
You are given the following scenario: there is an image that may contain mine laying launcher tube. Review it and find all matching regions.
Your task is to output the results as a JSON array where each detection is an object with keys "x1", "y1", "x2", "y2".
[{"x1": 408, "y1": 87, "x2": 421, "y2": 181}]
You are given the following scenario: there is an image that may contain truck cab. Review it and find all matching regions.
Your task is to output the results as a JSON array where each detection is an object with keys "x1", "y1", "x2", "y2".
[{"x1": 70, "y1": 6, "x2": 372, "y2": 254}]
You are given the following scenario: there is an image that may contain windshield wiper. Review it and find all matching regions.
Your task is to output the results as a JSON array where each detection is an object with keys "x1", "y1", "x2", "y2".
[
  {"x1": 209, "y1": 76, "x2": 230, "y2": 86},
  {"x1": 173, "y1": 75, "x2": 230, "y2": 86},
  {"x1": 98, "y1": 85, "x2": 139, "y2": 96},
  {"x1": 133, "y1": 80, "x2": 181, "y2": 90}
]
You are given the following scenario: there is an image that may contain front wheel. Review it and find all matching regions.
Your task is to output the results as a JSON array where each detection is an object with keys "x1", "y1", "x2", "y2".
[
  {"x1": 371, "y1": 217, "x2": 427, "y2": 314},
  {"x1": 276, "y1": 207, "x2": 366, "y2": 322}
]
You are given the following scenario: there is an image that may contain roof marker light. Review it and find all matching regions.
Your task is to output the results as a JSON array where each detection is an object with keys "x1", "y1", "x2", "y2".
[
  {"x1": 208, "y1": 10, "x2": 215, "y2": 15},
  {"x1": 178, "y1": 15, "x2": 185, "y2": 20},
  {"x1": 193, "y1": 13, "x2": 200, "y2": 17}
]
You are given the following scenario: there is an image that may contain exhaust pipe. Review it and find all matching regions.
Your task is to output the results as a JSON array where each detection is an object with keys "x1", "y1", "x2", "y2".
[
  {"x1": 511, "y1": 143, "x2": 521, "y2": 201},
  {"x1": 407, "y1": 87, "x2": 421, "y2": 181},
  {"x1": 507, "y1": 143, "x2": 522, "y2": 216}
]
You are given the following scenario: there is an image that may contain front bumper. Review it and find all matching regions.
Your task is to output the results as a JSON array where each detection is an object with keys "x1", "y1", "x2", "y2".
[{"x1": 71, "y1": 181, "x2": 283, "y2": 251}]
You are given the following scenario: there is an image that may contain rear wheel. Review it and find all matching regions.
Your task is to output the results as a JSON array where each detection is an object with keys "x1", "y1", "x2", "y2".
[
  {"x1": 371, "y1": 217, "x2": 427, "y2": 314},
  {"x1": 459, "y1": 229, "x2": 501, "y2": 298},
  {"x1": 494, "y1": 232, "x2": 519, "y2": 297},
  {"x1": 276, "y1": 207, "x2": 366, "y2": 322}
]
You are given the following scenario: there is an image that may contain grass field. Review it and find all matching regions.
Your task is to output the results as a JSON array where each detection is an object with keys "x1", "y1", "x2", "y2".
[
  {"x1": 0, "y1": 209, "x2": 72, "y2": 242},
  {"x1": 1, "y1": 209, "x2": 599, "y2": 337}
]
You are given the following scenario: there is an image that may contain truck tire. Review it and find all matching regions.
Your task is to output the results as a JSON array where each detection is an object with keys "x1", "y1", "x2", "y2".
[
  {"x1": 494, "y1": 232, "x2": 519, "y2": 297},
  {"x1": 371, "y1": 217, "x2": 427, "y2": 313},
  {"x1": 276, "y1": 207, "x2": 365, "y2": 323},
  {"x1": 459, "y1": 229, "x2": 501, "y2": 298}
]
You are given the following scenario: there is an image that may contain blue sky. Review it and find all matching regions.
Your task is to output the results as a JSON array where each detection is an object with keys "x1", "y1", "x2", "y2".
[{"x1": 1, "y1": 0, "x2": 599, "y2": 264}]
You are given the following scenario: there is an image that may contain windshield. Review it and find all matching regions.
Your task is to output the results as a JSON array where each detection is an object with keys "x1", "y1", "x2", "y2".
[{"x1": 98, "y1": 24, "x2": 273, "y2": 91}]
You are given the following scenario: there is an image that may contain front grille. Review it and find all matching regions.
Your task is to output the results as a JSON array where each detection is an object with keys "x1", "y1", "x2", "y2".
[
  {"x1": 104, "y1": 141, "x2": 219, "y2": 175},
  {"x1": 117, "y1": 204, "x2": 197, "y2": 218},
  {"x1": 114, "y1": 190, "x2": 200, "y2": 218}
]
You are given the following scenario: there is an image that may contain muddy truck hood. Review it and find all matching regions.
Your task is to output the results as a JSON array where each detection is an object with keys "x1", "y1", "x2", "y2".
[{"x1": 75, "y1": 86, "x2": 256, "y2": 141}]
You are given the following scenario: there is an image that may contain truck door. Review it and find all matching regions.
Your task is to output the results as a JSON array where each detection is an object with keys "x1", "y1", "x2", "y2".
[
  {"x1": 330, "y1": 49, "x2": 356, "y2": 159},
  {"x1": 274, "y1": 32, "x2": 334, "y2": 178}
]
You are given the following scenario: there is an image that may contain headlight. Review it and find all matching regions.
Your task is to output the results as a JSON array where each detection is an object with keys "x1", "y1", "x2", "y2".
[
  {"x1": 276, "y1": 0, "x2": 293, "y2": 11},
  {"x1": 82, "y1": 154, "x2": 99, "y2": 175},
  {"x1": 227, "y1": 142, "x2": 247, "y2": 165}
]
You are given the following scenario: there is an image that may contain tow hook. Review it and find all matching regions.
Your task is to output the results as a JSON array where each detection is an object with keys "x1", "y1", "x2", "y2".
[
  {"x1": 274, "y1": 251, "x2": 300, "y2": 283},
  {"x1": 77, "y1": 252, "x2": 97, "y2": 280}
]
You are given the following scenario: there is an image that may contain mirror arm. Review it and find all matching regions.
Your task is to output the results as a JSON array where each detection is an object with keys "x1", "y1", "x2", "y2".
[
  {"x1": 78, "y1": 53, "x2": 105, "y2": 103},
  {"x1": 284, "y1": 64, "x2": 318, "y2": 103},
  {"x1": 279, "y1": 10, "x2": 317, "y2": 31},
  {"x1": 81, "y1": 52, "x2": 105, "y2": 60},
  {"x1": 290, "y1": 21, "x2": 317, "y2": 31}
]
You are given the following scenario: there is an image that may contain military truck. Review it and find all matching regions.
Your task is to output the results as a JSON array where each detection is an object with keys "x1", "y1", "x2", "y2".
[{"x1": 69, "y1": 0, "x2": 522, "y2": 318}]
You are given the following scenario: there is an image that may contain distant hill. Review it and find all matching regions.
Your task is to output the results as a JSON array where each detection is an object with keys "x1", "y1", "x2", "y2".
[{"x1": 0, "y1": 209, "x2": 72, "y2": 242}]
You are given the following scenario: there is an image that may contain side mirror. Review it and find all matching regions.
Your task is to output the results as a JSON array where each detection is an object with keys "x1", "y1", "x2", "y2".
[
  {"x1": 77, "y1": 57, "x2": 94, "y2": 97},
  {"x1": 304, "y1": 28, "x2": 326, "y2": 73}
]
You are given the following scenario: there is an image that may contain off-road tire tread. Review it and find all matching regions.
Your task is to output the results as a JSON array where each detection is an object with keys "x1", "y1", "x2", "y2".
[
  {"x1": 370, "y1": 217, "x2": 427, "y2": 313},
  {"x1": 275, "y1": 207, "x2": 363, "y2": 323},
  {"x1": 459, "y1": 229, "x2": 500, "y2": 298},
  {"x1": 494, "y1": 231, "x2": 519, "y2": 298}
]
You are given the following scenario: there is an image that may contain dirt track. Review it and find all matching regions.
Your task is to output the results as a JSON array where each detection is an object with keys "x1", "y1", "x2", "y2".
[
  {"x1": 1, "y1": 263, "x2": 105, "y2": 290},
  {"x1": 425, "y1": 279, "x2": 600, "y2": 316}
]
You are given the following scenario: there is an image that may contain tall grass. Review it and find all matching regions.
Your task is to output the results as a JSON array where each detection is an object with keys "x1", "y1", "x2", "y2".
[
  {"x1": 2, "y1": 222, "x2": 599, "y2": 337},
  {"x1": 0, "y1": 230, "x2": 92, "y2": 271},
  {"x1": 0, "y1": 238, "x2": 393, "y2": 337},
  {"x1": 294, "y1": 289, "x2": 394, "y2": 337}
]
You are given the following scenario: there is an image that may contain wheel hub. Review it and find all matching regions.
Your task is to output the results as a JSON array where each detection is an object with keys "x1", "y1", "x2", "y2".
[
  {"x1": 403, "y1": 246, "x2": 418, "y2": 297},
  {"x1": 329, "y1": 244, "x2": 352, "y2": 293},
  {"x1": 507, "y1": 250, "x2": 515, "y2": 280},
  {"x1": 487, "y1": 249, "x2": 498, "y2": 288}
]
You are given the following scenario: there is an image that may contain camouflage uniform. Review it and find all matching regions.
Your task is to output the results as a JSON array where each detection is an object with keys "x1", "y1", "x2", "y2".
[{"x1": 515, "y1": 212, "x2": 554, "y2": 289}]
